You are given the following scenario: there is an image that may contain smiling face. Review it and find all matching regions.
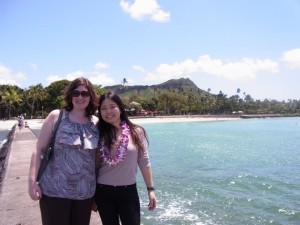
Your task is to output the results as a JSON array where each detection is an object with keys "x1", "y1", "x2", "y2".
[
  {"x1": 71, "y1": 85, "x2": 90, "y2": 111},
  {"x1": 100, "y1": 98, "x2": 121, "y2": 126}
]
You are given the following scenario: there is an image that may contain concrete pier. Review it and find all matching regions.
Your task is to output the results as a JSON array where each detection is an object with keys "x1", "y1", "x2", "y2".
[{"x1": 0, "y1": 125, "x2": 101, "y2": 225}]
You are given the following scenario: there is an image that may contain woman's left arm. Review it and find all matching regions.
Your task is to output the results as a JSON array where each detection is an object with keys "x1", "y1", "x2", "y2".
[
  {"x1": 140, "y1": 166, "x2": 157, "y2": 211},
  {"x1": 137, "y1": 126, "x2": 157, "y2": 210}
]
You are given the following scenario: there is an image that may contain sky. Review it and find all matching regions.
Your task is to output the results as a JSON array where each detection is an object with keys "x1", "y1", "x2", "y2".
[{"x1": 1, "y1": 0, "x2": 300, "y2": 101}]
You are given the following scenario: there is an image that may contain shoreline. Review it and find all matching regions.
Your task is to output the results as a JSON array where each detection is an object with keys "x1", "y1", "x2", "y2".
[
  {"x1": 0, "y1": 116, "x2": 240, "y2": 130},
  {"x1": 0, "y1": 113, "x2": 294, "y2": 129},
  {"x1": 130, "y1": 115, "x2": 241, "y2": 124}
]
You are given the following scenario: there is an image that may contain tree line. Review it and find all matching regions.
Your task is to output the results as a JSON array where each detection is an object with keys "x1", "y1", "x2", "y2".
[
  {"x1": 1, "y1": 80, "x2": 300, "y2": 119},
  {"x1": 0, "y1": 80, "x2": 105, "y2": 119},
  {"x1": 116, "y1": 86, "x2": 300, "y2": 116}
]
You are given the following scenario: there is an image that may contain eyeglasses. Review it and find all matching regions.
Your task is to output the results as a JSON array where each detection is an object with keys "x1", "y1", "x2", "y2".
[{"x1": 71, "y1": 90, "x2": 90, "y2": 98}]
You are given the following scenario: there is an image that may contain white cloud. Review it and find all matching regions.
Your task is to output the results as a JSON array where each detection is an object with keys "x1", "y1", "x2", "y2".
[
  {"x1": 132, "y1": 65, "x2": 146, "y2": 73},
  {"x1": 46, "y1": 71, "x2": 116, "y2": 87},
  {"x1": 28, "y1": 63, "x2": 38, "y2": 70},
  {"x1": 46, "y1": 71, "x2": 85, "y2": 84},
  {"x1": 0, "y1": 64, "x2": 11, "y2": 76},
  {"x1": 89, "y1": 72, "x2": 115, "y2": 86},
  {"x1": 120, "y1": 0, "x2": 170, "y2": 22},
  {"x1": 144, "y1": 55, "x2": 279, "y2": 83},
  {"x1": 281, "y1": 48, "x2": 300, "y2": 69},
  {"x1": 125, "y1": 78, "x2": 135, "y2": 84},
  {"x1": 0, "y1": 63, "x2": 26, "y2": 86},
  {"x1": 46, "y1": 75, "x2": 62, "y2": 84},
  {"x1": 95, "y1": 62, "x2": 109, "y2": 70}
]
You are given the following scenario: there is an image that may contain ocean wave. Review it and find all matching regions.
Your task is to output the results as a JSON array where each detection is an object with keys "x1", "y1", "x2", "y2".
[
  {"x1": 0, "y1": 139, "x2": 8, "y2": 149},
  {"x1": 140, "y1": 190, "x2": 215, "y2": 225}
]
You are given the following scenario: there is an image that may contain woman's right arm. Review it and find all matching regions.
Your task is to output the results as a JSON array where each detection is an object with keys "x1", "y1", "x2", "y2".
[{"x1": 28, "y1": 109, "x2": 60, "y2": 200}]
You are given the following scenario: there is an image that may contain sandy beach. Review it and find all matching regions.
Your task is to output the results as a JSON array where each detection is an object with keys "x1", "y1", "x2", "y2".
[
  {"x1": 0, "y1": 120, "x2": 18, "y2": 130},
  {"x1": 130, "y1": 115, "x2": 240, "y2": 124},
  {"x1": 0, "y1": 120, "x2": 42, "y2": 131},
  {"x1": 0, "y1": 116, "x2": 240, "y2": 130}
]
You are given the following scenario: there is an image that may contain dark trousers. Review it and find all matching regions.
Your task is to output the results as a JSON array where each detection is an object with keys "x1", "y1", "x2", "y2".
[
  {"x1": 39, "y1": 194, "x2": 93, "y2": 225},
  {"x1": 95, "y1": 183, "x2": 140, "y2": 225}
]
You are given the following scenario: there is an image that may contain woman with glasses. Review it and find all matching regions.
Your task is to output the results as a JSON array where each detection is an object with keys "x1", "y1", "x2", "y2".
[{"x1": 28, "y1": 77, "x2": 99, "y2": 225}]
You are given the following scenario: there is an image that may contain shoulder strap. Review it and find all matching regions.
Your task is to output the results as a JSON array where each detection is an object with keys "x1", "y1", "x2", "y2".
[
  {"x1": 49, "y1": 110, "x2": 63, "y2": 146},
  {"x1": 36, "y1": 110, "x2": 64, "y2": 182}
]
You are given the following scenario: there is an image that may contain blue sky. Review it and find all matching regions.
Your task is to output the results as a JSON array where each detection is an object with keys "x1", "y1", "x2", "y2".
[{"x1": 1, "y1": 0, "x2": 300, "y2": 101}]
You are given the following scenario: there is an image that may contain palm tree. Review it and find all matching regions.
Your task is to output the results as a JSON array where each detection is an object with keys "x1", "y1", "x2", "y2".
[
  {"x1": 2, "y1": 88, "x2": 22, "y2": 118},
  {"x1": 27, "y1": 83, "x2": 46, "y2": 117},
  {"x1": 121, "y1": 78, "x2": 128, "y2": 89}
]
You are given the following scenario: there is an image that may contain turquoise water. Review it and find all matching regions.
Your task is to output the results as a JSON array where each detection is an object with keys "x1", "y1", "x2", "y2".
[
  {"x1": 137, "y1": 117, "x2": 300, "y2": 225},
  {"x1": 28, "y1": 118, "x2": 300, "y2": 224}
]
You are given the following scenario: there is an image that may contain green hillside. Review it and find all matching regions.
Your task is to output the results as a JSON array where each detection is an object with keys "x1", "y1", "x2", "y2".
[{"x1": 103, "y1": 78, "x2": 209, "y2": 98}]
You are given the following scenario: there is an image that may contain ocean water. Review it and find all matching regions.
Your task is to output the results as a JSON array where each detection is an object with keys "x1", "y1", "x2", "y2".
[
  {"x1": 0, "y1": 129, "x2": 10, "y2": 149},
  {"x1": 25, "y1": 118, "x2": 300, "y2": 224},
  {"x1": 137, "y1": 117, "x2": 300, "y2": 225}
]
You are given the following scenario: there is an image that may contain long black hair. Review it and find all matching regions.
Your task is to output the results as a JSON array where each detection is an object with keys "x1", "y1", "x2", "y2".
[{"x1": 97, "y1": 91, "x2": 148, "y2": 151}]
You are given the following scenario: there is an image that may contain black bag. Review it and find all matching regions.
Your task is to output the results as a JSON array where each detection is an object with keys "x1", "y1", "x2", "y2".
[{"x1": 36, "y1": 110, "x2": 63, "y2": 183}]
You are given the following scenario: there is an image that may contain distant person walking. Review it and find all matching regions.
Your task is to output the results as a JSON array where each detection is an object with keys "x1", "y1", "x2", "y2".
[
  {"x1": 28, "y1": 77, "x2": 99, "y2": 225},
  {"x1": 18, "y1": 115, "x2": 24, "y2": 131}
]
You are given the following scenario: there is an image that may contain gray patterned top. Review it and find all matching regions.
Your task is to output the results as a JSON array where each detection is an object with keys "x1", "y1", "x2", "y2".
[{"x1": 39, "y1": 110, "x2": 99, "y2": 200}]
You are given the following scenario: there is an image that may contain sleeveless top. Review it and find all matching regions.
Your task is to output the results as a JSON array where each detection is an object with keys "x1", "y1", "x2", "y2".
[{"x1": 39, "y1": 110, "x2": 99, "y2": 200}]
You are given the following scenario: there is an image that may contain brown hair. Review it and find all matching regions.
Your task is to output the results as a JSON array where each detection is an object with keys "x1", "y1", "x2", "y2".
[
  {"x1": 97, "y1": 91, "x2": 148, "y2": 151},
  {"x1": 63, "y1": 77, "x2": 98, "y2": 116}
]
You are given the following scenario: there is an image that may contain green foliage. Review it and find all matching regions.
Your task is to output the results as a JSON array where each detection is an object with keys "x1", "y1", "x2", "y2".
[
  {"x1": 103, "y1": 78, "x2": 300, "y2": 116},
  {"x1": 0, "y1": 78, "x2": 299, "y2": 119},
  {"x1": 0, "y1": 80, "x2": 106, "y2": 119},
  {"x1": 44, "y1": 79, "x2": 70, "y2": 112},
  {"x1": 1, "y1": 86, "x2": 23, "y2": 118},
  {"x1": 26, "y1": 83, "x2": 47, "y2": 118},
  {"x1": 93, "y1": 84, "x2": 106, "y2": 97}
]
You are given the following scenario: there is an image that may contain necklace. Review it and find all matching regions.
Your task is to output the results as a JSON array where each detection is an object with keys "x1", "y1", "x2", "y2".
[{"x1": 99, "y1": 121, "x2": 130, "y2": 166}]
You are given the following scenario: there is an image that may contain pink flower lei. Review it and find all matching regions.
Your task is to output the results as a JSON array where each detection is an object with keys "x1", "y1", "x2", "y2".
[{"x1": 99, "y1": 121, "x2": 130, "y2": 166}]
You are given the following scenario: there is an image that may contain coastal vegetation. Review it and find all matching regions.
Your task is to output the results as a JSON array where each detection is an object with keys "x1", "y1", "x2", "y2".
[{"x1": 0, "y1": 78, "x2": 299, "y2": 119}]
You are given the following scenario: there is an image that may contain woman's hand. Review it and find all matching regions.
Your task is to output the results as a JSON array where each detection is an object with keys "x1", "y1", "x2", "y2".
[
  {"x1": 28, "y1": 182, "x2": 42, "y2": 200},
  {"x1": 148, "y1": 190, "x2": 157, "y2": 211}
]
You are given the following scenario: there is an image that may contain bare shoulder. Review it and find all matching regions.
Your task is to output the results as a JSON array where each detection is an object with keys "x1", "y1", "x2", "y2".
[
  {"x1": 42, "y1": 109, "x2": 61, "y2": 129},
  {"x1": 49, "y1": 109, "x2": 61, "y2": 117},
  {"x1": 38, "y1": 109, "x2": 61, "y2": 139},
  {"x1": 49, "y1": 109, "x2": 62, "y2": 123}
]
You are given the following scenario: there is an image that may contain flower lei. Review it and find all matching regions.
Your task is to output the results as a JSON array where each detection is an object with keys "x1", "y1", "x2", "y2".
[{"x1": 99, "y1": 121, "x2": 130, "y2": 166}]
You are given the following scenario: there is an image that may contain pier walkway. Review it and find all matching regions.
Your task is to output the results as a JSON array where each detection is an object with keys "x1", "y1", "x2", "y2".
[{"x1": 0, "y1": 126, "x2": 101, "y2": 225}]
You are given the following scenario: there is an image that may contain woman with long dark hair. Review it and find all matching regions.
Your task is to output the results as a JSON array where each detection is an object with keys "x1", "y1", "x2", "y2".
[{"x1": 95, "y1": 91, "x2": 156, "y2": 225}]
